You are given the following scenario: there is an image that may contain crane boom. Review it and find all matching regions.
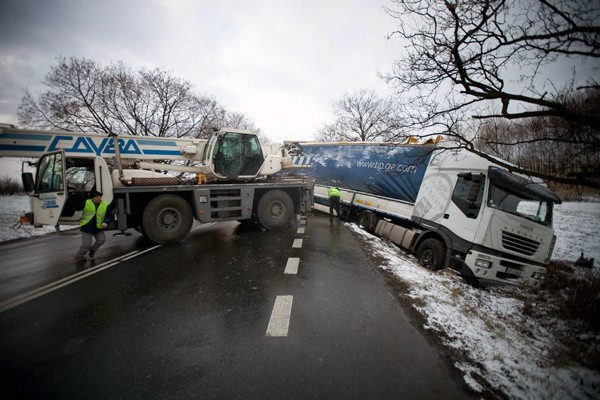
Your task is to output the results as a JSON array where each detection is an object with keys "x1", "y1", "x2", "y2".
[
  {"x1": 0, "y1": 124, "x2": 207, "y2": 161},
  {"x1": 0, "y1": 124, "x2": 311, "y2": 182}
]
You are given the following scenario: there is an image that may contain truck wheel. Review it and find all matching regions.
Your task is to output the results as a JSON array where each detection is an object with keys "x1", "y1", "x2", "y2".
[
  {"x1": 257, "y1": 190, "x2": 294, "y2": 230},
  {"x1": 356, "y1": 211, "x2": 377, "y2": 232},
  {"x1": 416, "y1": 238, "x2": 446, "y2": 271},
  {"x1": 142, "y1": 194, "x2": 193, "y2": 244}
]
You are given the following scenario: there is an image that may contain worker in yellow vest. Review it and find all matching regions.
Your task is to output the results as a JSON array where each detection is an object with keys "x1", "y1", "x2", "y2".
[
  {"x1": 75, "y1": 190, "x2": 112, "y2": 262},
  {"x1": 327, "y1": 186, "x2": 341, "y2": 222}
]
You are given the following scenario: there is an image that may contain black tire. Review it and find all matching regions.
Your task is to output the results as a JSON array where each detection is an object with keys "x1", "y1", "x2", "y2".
[
  {"x1": 416, "y1": 238, "x2": 446, "y2": 271},
  {"x1": 356, "y1": 211, "x2": 377, "y2": 231},
  {"x1": 257, "y1": 190, "x2": 294, "y2": 230},
  {"x1": 142, "y1": 194, "x2": 193, "y2": 244}
]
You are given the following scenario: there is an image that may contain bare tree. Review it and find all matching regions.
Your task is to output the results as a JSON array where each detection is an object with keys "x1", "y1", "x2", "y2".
[
  {"x1": 476, "y1": 89, "x2": 600, "y2": 188},
  {"x1": 384, "y1": 0, "x2": 600, "y2": 188},
  {"x1": 18, "y1": 56, "x2": 253, "y2": 140},
  {"x1": 316, "y1": 89, "x2": 404, "y2": 142}
]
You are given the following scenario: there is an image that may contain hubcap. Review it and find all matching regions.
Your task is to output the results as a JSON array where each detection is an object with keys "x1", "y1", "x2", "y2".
[
  {"x1": 158, "y1": 209, "x2": 179, "y2": 231},
  {"x1": 270, "y1": 201, "x2": 284, "y2": 220},
  {"x1": 421, "y1": 249, "x2": 433, "y2": 267}
]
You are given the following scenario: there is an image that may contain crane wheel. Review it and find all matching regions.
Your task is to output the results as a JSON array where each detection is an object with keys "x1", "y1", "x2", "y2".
[
  {"x1": 257, "y1": 190, "x2": 294, "y2": 230},
  {"x1": 142, "y1": 194, "x2": 193, "y2": 244}
]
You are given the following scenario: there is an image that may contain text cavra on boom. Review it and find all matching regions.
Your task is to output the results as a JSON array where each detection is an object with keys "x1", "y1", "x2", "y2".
[{"x1": 0, "y1": 124, "x2": 314, "y2": 246}]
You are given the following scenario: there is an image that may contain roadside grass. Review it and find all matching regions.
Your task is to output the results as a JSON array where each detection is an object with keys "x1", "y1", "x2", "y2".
[
  {"x1": 0, "y1": 175, "x2": 23, "y2": 195},
  {"x1": 524, "y1": 261, "x2": 600, "y2": 370}
]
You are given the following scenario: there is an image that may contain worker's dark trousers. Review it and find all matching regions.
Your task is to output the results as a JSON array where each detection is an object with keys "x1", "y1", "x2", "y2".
[{"x1": 329, "y1": 196, "x2": 341, "y2": 220}]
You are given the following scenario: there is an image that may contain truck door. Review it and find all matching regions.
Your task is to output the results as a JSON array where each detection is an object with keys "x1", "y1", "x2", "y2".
[
  {"x1": 446, "y1": 172, "x2": 486, "y2": 242},
  {"x1": 31, "y1": 150, "x2": 67, "y2": 226},
  {"x1": 57, "y1": 156, "x2": 113, "y2": 224}
]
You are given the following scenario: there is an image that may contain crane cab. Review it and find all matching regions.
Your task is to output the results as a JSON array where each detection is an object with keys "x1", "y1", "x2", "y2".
[
  {"x1": 206, "y1": 130, "x2": 264, "y2": 179},
  {"x1": 204, "y1": 129, "x2": 285, "y2": 180},
  {"x1": 21, "y1": 150, "x2": 113, "y2": 227}
]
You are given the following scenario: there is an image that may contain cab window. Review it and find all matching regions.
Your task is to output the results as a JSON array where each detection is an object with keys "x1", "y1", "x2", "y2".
[
  {"x1": 36, "y1": 152, "x2": 64, "y2": 193},
  {"x1": 452, "y1": 173, "x2": 485, "y2": 219}
]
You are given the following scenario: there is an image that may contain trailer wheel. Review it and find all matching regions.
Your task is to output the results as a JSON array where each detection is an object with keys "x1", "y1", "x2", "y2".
[
  {"x1": 142, "y1": 194, "x2": 193, "y2": 244},
  {"x1": 356, "y1": 211, "x2": 377, "y2": 232},
  {"x1": 257, "y1": 190, "x2": 294, "y2": 230},
  {"x1": 416, "y1": 238, "x2": 445, "y2": 271}
]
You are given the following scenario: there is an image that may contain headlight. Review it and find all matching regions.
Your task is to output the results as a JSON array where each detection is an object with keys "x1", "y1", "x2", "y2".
[{"x1": 475, "y1": 258, "x2": 492, "y2": 269}]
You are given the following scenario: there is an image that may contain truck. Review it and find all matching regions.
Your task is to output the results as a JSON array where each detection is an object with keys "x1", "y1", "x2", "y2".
[
  {"x1": 287, "y1": 141, "x2": 562, "y2": 287},
  {"x1": 0, "y1": 124, "x2": 313, "y2": 244}
]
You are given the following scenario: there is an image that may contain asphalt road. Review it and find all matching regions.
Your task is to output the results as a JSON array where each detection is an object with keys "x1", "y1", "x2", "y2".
[{"x1": 0, "y1": 213, "x2": 469, "y2": 399}]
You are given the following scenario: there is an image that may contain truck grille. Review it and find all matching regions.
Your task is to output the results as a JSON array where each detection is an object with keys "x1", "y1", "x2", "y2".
[{"x1": 501, "y1": 231, "x2": 540, "y2": 256}]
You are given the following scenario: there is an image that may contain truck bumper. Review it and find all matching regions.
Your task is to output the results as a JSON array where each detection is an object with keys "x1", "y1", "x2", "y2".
[{"x1": 463, "y1": 250, "x2": 546, "y2": 287}]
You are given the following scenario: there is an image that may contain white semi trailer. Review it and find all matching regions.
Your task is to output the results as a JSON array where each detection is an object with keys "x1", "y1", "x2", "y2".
[{"x1": 292, "y1": 141, "x2": 561, "y2": 287}]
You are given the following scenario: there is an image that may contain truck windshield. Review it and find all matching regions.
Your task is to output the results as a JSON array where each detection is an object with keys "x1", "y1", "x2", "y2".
[
  {"x1": 486, "y1": 166, "x2": 559, "y2": 227},
  {"x1": 488, "y1": 183, "x2": 553, "y2": 226}
]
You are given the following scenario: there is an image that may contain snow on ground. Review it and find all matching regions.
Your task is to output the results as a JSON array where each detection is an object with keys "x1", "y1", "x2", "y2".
[
  {"x1": 0, "y1": 195, "x2": 77, "y2": 241},
  {"x1": 553, "y1": 202, "x2": 600, "y2": 266},
  {"x1": 1, "y1": 195, "x2": 599, "y2": 398},
  {"x1": 350, "y1": 224, "x2": 600, "y2": 399}
]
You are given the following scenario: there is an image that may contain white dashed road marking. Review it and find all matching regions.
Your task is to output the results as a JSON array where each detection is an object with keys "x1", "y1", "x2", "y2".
[
  {"x1": 266, "y1": 216, "x2": 307, "y2": 337},
  {"x1": 284, "y1": 258, "x2": 300, "y2": 275},
  {"x1": 266, "y1": 295, "x2": 293, "y2": 337}
]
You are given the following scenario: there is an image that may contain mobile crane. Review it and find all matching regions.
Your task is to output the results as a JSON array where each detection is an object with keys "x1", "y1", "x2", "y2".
[{"x1": 0, "y1": 124, "x2": 313, "y2": 244}]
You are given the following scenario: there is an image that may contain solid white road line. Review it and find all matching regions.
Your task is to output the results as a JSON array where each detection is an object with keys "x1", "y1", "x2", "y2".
[
  {"x1": 292, "y1": 239, "x2": 303, "y2": 248},
  {"x1": 0, "y1": 245, "x2": 161, "y2": 313},
  {"x1": 284, "y1": 258, "x2": 300, "y2": 275},
  {"x1": 266, "y1": 295, "x2": 293, "y2": 337}
]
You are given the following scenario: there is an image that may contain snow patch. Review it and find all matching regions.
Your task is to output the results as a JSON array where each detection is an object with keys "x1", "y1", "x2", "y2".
[{"x1": 349, "y1": 224, "x2": 600, "y2": 399}]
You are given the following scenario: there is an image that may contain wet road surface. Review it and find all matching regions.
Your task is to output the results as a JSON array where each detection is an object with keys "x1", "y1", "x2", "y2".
[{"x1": 0, "y1": 213, "x2": 469, "y2": 399}]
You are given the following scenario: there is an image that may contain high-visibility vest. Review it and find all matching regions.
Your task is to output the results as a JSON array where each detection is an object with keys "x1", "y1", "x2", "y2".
[
  {"x1": 328, "y1": 187, "x2": 341, "y2": 198},
  {"x1": 80, "y1": 199, "x2": 108, "y2": 229}
]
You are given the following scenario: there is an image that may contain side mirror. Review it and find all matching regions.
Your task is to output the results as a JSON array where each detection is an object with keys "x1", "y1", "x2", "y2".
[{"x1": 22, "y1": 172, "x2": 35, "y2": 193}]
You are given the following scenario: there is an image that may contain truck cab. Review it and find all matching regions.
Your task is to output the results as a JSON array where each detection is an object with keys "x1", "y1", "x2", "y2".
[{"x1": 413, "y1": 151, "x2": 560, "y2": 286}]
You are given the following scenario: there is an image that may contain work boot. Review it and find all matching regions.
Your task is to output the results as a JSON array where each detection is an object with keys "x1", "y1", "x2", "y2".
[
  {"x1": 89, "y1": 249, "x2": 95, "y2": 258},
  {"x1": 75, "y1": 255, "x2": 86, "y2": 262}
]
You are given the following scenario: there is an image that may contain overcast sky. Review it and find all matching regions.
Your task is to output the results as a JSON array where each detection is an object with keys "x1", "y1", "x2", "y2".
[{"x1": 0, "y1": 0, "x2": 402, "y2": 144}]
